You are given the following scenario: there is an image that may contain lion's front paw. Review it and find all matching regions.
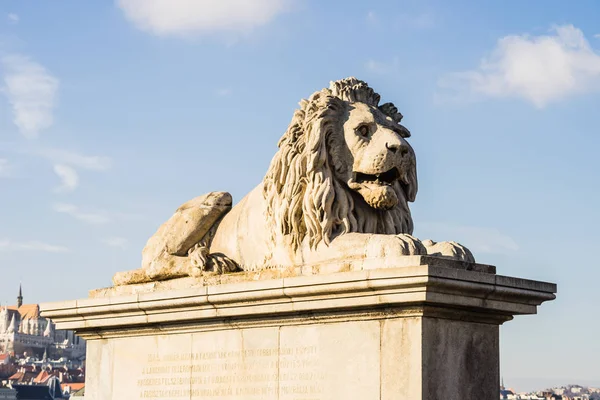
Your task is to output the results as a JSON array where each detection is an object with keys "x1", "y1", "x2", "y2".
[
  {"x1": 188, "y1": 244, "x2": 210, "y2": 276},
  {"x1": 365, "y1": 234, "x2": 426, "y2": 260},
  {"x1": 395, "y1": 234, "x2": 427, "y2": 256},
  {"x1": 422, "y1": 239, "x2": 475, "y2": 263}
]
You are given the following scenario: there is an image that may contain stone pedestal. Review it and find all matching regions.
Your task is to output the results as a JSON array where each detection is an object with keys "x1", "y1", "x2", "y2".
[{"x1": 40, "y1": 257, "x2": 555, "y2": 400}]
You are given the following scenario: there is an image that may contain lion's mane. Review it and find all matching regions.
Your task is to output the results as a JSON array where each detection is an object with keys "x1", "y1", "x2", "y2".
[{"x1": 263, "y1": 78, "x2": 416, "y2": 251}]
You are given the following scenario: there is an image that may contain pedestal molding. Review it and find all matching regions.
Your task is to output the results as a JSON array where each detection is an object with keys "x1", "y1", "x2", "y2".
[{"x1": 41, "y1": 264, "x2": 555, "y2": 339}]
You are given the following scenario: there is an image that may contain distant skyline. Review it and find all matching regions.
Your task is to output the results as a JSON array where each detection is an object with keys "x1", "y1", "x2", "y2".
[{"x1": 1, "y1": 0, "x2": 599, "y2": 392}]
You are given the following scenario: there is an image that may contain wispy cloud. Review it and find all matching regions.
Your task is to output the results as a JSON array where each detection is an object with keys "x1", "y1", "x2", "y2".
[
  {"x1": 53, "y1": 203, "x2": 111, "y2": 225},
  {"x1": 418, "y1": 222, "x2": 519, "y2": 255},
  {"x1": 103, "y1": 237, "x2": 128, "y2": 249},
  {"x1": 215, "y1": 88, "x2": 232, "y2": 97},
  {"x1": 0, "y1": 144, "x2": 112, "y2": 171},
  {"x1": 53, "y1": 164, "x2": 78, "y2": 192},
  {"x1": 366, "y1": 11, "x2": 377, "y2": 24},
  {"x1": 366, "y1": 10, "x2": 435, "y2": 30},
  {"x1": 1, "y1": 55, "x2": 59, "y2": 138},
  {"x1": 112, "y1": 211, "x2": 145, "y2": 221},
  {"x1": 0, "y1": 240, "x2": 68, "y2": 253},
  {"x1": 437, "y1": 25, "x2": 600, "y2": 108},
  {"x1": 365, "y1": 57, "x2": 400, "y2": 74},
  {"x1": 397, "y1": 12, "x2": 435, "y2": 30},
  {"x1": 53, "y1": 203, "x2": 144, "y2": 225},
  {"x1": 36, "y1": 148, "x2": 111, "y2": 171},
  {"x1": 595, "y1": 33, "x2": 600, "y2": 39},
  {"x1": 41, "y1": 148, "x2": 110, "y2": 190},
  {"x1": 117, "y1": 0, "x2": 291, "y2": 37},
  {"x1": 0, "y1": 159, "x2": 11, "y2": 178},
  {"x1": 0, "y1": 145, "x2": 111, "y2": 190},
  {"x1": 7, "y1": 13, "x2": 19, "y2": 24}
]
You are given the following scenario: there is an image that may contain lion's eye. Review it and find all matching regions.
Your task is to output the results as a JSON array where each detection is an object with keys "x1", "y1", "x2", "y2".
[{"x1": 357, "y1": 124, "x2": 370, "y2": 138}]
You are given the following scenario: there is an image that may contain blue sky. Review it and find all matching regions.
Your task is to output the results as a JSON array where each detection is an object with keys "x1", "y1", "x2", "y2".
[{"x1": 0, "y1": 0, "x2": 599, "y2": 392}]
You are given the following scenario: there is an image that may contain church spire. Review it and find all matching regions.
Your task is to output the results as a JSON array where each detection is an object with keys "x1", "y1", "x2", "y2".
[{"x1": 17, "y1": 284, "x2": 23, "y2": 308}]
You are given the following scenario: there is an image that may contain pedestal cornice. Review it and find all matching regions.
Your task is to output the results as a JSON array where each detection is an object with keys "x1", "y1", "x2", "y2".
[{"x1": 41, "y1": 261, "x2": 556, "y2": 340}]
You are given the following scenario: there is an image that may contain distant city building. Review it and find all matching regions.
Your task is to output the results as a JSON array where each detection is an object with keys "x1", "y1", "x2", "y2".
[{"x1": 0, "y1": 286, "x2": 85, "y2": 361}]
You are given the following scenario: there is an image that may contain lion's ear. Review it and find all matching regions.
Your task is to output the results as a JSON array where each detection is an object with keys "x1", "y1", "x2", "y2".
[
  {"x1": 405, "y1": 147, "x2": 418, "y2": 202},
  {"x1": 379, "y1": 102, "x2": 403, "y2": 123},
  {"x1": 398, "y1": 124, "x2": 411, "y2": 138}
]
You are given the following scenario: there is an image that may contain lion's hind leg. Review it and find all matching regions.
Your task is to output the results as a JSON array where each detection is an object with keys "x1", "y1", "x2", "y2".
[
  {"x1": 112, "y1": 253, "x2": 194, "y2": 286},
  {"x1": 112, "y1": 191, "x2": 237, "y2": 286}
]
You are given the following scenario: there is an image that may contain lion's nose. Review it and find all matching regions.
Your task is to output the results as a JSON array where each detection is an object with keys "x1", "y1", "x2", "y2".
[
  {"x1": 386, "y1": 142, "x2": 409, "y2": 156},
  {"x1": 386, "y1": 142, "x2": 399, "y2": 154}
]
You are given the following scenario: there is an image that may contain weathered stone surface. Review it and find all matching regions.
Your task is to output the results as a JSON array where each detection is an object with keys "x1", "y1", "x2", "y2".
[
  {"x1": 41, "y1": 266, "x2": 556, "y2": 400},
  {"x1": 421, "y1": 318, "x2": 499, "y2": 400},
  {"x1": 115, "y1": 78, "x2": 476, "y2": 285},
  {"x1": 82, "y1": 318, "x2": 495, "y2": 400},
  {"x1": 84, "y1": 339, "x2": 114, "y2": 400}
]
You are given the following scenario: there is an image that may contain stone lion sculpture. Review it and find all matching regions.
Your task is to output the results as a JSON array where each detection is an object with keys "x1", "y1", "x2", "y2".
[{"x1": 114, "y1": 77, "x2": 473, "y2": 285}]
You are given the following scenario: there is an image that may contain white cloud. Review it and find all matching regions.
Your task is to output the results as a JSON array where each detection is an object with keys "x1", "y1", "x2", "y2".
[
  {"x1": 0, "y1": 159, "x2": 11, "y2": 177},
  {"x1": 418, "y1": 222, "x2": 519, "y2": 255},
  {"x1": 103, "y1": 237, "x2": 128, "y2": 249},
  {"x1": 438, "y1": 25, "x2": 600, "y2": 108},
  {"x1": 0, "y1": 240, "x2": 68, "y2": 253},
  {"x1": 36, "y1": 148, "x2": 111, "y2": 171},
  {"x1": 1, "y1": 55, "x2": 59, "y2": 138},
  {"x1": 7, "y1": 13, "x2": 19, "y2": 24},
  {"x1": 53, "y1": 203, "x2": 111, "y2": 225},
  {"x1": 116, "y1": 0, "x2": 291, "y2": 37},
  {"x1": 595, "y1": 34, "x2": 600, "y2": 39},
  {"x1": 53, "y1": 164, "x2": 79, "y2": 192}
]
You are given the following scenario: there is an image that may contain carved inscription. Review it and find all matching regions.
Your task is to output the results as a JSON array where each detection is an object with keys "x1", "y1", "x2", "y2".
[{"x1": 137, "y1": 345, "x2": 324, "y2": 399}]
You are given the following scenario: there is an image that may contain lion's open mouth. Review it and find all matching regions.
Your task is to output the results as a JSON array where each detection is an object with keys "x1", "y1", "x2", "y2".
[
  {"x1": 352, "y1": 168, "x2": 400, "y2": 187},
  {"x1": 348, "y1": 168, "x2": 402, "y2": 210}
]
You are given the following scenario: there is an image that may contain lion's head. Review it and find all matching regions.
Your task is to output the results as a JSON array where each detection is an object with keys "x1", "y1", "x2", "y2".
[{"x1": 263, "y1": 77, "x2": 417, "y2": 250}]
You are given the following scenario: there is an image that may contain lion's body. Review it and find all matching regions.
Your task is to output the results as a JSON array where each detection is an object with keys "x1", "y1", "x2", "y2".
[
  {"x1": 112, "y1": 78, "x2": 474, "y2": 286},
  {"x1": 209, "y1": 185, "x2": 426, "y2": 272},
  {"x1": 210, "y1": 186, "x2": 283, "y2": 269}
]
